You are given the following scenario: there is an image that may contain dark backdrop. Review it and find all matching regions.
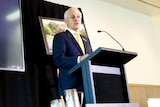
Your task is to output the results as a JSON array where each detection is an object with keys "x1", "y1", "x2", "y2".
[{"x1": 0, "y1": 0, "x2": 70, "y2": 107}]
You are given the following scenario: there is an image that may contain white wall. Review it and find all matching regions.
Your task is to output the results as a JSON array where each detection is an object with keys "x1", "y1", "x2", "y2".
[{"x1": 45, "y1": 0, "x2": 160, "y2": 85}]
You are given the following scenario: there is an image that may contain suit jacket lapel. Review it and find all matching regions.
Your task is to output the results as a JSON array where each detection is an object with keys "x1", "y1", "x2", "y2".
[{"x1": 65, "y1": 30, "x2": 84, "y2": 54}]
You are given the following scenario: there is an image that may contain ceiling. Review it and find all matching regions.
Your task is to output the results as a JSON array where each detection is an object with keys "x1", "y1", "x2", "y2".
[
  {"x1": 103, "y1": 0, "x2": 160, "y2": 25},
  {"x1": 103, "y1": 0, "x2": 160, "y2": 16}
]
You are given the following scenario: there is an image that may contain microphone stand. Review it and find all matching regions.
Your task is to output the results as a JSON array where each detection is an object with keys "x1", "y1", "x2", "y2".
[{"x1": 97, "y1": 30, "x2": 125, "y2": 51}]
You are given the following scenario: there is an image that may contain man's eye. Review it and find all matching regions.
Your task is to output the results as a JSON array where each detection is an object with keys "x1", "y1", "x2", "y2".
[
  {"x1": 70, "y1": 15, "x2": 81, "y2": 19},
  {"x1": 71, "y1": 16, "x2": 75, "y2": 18},
  {"x1": 77, "y1": 16, "x2": 81, "y2": 18}
]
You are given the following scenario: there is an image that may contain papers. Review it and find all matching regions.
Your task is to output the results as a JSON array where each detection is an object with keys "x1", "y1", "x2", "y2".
[{"x1": 148, "y1": 98, "x2": 160, "y2": 107}]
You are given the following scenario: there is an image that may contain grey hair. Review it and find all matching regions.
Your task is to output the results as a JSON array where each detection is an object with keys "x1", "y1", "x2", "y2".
[
  {"x1": 64, "y1": 10, "x2": 69, "y2": 19},
  {"x1": 64, "y1": 7, "x2": 82, "y2": 19}
]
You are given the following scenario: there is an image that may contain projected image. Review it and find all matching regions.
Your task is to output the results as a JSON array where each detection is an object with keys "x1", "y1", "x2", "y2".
[
  {"x1": 39, "y1": 16, "x2": 88, "y2": 55},
  {"x1": 0, "y1": 0, "x2": 25, "y2": 71}
]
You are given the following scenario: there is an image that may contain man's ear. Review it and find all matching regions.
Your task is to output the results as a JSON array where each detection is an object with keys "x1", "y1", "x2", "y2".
[{"x1": 64, "y1": 19, "x2": 68, "y2": 25}]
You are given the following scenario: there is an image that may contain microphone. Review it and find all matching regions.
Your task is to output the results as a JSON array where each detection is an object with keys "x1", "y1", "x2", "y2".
[{"x1": 97, "y1": 30, "x2": 125, "y2": 51}]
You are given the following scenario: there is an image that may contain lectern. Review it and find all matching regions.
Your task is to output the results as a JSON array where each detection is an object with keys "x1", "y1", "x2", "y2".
[{"x1": 69, "y1": 47, "x2": 138, "y2": 107}]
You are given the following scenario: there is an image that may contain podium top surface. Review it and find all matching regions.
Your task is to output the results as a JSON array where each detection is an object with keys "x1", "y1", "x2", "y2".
[
  {"x1": 91, "y1": 47, "x2": 137, "y2": 65},
  {"x1": 69, "y1": 47, "x2": 137, "y2": 74}
]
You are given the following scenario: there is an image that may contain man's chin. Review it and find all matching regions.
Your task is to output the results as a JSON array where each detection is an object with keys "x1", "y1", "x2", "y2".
[{"x1": 73, "y1": 28, "x2": 80, "y2": 31}]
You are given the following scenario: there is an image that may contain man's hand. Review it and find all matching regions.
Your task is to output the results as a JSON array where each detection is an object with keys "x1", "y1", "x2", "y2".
[{"x1": 80, "y1": 54, "x2": 89, "y2": 61}]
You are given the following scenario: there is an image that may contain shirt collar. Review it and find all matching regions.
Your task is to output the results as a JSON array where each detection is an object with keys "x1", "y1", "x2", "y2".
[{"x1": 67, "y1": 28, "x2": 79, "y2": 35}]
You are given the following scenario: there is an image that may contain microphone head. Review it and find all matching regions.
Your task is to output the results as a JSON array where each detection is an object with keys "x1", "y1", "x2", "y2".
[{"x1": 97, "y1": 30, "x2": 102, "y2": 33}]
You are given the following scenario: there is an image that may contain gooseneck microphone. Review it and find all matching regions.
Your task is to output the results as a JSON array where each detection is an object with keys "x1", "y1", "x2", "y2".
[{"x1": 97, "y1": 30, "x2": 125, "y2": 51}]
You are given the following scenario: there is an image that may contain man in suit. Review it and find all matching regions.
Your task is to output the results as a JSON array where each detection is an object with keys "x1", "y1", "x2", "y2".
[{"x1": 52, "y1": 7, "x2": 92, "y2": 106}]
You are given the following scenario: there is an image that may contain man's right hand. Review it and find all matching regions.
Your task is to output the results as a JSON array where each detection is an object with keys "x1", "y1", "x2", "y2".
[{"x1": 80, "y1": 54, "x2": 89, "y2": 61}]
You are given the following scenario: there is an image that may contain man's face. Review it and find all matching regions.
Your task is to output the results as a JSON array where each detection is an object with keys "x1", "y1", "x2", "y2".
[{"x1": 65, "y1": 9, "x2": 82, "y2": 31}]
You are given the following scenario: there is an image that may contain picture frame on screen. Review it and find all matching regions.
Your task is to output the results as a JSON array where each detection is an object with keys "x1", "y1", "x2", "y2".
[{"x1": 38, "y1": 16, "x2": 88, "y2": 55}]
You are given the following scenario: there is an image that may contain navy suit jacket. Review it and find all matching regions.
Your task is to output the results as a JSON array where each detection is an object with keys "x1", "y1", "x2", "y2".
[{"x1": 52, "y1": 30, "x2": 92, "y2": 95}]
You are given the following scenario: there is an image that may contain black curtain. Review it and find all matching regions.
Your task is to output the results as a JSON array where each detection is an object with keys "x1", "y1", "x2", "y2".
[{"x1": 0, "y1": 0, "x2": 70, "y2": 107}]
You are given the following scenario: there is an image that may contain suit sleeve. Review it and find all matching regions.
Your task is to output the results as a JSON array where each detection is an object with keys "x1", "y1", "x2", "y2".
[{"x1": 52, "y1": 34, "x2": 78, "y2": 69}]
